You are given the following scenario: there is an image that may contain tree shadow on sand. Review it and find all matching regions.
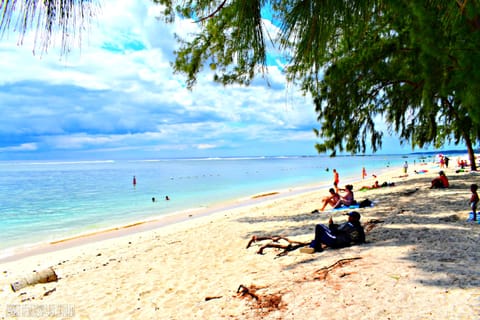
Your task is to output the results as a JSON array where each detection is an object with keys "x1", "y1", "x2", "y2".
[{"x1": 236, "y1": 172, "x2": 480, "y2": 289}]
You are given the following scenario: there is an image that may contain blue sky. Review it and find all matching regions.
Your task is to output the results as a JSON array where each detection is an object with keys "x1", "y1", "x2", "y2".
[{"x1": 0, "y1": 0, "x2": 449, "y2": 160}]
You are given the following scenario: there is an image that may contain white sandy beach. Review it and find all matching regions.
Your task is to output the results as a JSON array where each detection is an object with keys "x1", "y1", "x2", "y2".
[{"x1": 1, "y1": 163, "x2": 480, "y2": 319}]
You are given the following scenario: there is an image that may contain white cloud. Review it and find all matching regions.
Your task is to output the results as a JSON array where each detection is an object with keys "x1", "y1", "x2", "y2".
[
  {"x1": 0, "y1": 143, "x2": 38, "y2": 152},
  {"x1": 0, "y1": 0, "x2": 325, "y2": 160},
  {"x1": 196, "y1": 144, "x2": 217, "y2": 150}
]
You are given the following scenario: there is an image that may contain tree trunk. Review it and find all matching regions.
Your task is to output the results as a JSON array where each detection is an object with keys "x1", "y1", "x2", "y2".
[{"x1": 465, "y1": 135, "x2": 477, "y2": 171}]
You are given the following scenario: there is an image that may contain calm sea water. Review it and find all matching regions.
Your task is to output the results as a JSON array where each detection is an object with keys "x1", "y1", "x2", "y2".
[{"x1": 0, "y1": 154, "x2": 429, "y2": 255}]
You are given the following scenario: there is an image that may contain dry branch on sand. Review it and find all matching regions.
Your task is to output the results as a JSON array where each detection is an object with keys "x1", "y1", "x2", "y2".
[
  {"x1": 246, "y1": 235, "x2": 310, "y2": 256},
  {"x1": 236, "y1": 284, "x2": 285, "y2": 316},
  {"x1": 313, "y1": 257, "x2": 362, "y2": 280}
]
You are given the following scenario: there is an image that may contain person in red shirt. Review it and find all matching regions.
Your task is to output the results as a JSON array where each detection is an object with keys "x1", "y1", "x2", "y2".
[{"x1": 430, "y1": 171, "x2": 449, "y2": 188}]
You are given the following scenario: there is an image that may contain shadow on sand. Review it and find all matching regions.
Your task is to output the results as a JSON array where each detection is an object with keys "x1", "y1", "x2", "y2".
[{"x1": 236, "y1": 173, "x2": 480, "y2": 289}]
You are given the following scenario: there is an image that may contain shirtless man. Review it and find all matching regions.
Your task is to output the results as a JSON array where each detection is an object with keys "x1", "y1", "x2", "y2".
[
  {"x1": 333, "y1": 169, "x2": 339, "y2": 192},
  {"x1": 316, "y1": 188, "x2": 340, "y2": 212}
]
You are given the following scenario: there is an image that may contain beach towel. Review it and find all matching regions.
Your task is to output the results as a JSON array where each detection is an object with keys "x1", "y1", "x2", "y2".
[
  {"x1": 331, "y1": 199, "x2": 374, "y2": 211},
  {"x1": 333, "y1": 204, "x2": 360, "y2": 211}
]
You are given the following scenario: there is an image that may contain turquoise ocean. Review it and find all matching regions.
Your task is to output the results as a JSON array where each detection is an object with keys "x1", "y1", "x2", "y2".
[{"x1": 0, "y1": 154, "x2": 434, "y2": 257}]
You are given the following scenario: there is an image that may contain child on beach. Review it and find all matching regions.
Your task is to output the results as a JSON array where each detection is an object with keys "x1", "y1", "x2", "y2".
[{"x1": 468, "y1": 184, "x2": 479, "y2": 222}]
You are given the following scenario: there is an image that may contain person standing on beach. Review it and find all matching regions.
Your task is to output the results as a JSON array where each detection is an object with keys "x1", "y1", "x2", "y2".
[
  {"x1": 439, "y1": 155, "x2": 445, "y2": 168},
  {"x1": 333, "y1": 169, "x2": 339, "y2": 192},
  {"x1": 362, "y1": 167, "x2": 367, "y2": 179},
  {"x1": 468, "y1": 184, "x2": 479, "y2": 221},
  {"x1": 133, "y1": 176, "x2": 137, "y2": 187},
  {"x1": 403, "y1": 161, "x2": 408, "y2": 174},
  {"x1": 444, "y1": 156, "x2": 450, "y2": 168}
]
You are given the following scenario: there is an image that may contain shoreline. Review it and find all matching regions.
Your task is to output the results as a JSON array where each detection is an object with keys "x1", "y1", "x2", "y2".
[
  {"x1": 0, "y1": 163, "x2": 395, "y2": 263},
  {"x1": 0, "y1": 162, "x2": 404, "y2": 265},
  {"x1": 0, "y1": 154, "x2": 420, "y2": 258},
  {"x1": 2, "y1": 160, "x2": 479, "y2": 319},
  {"x1": 0, "y1": 180, "x2": 328, "y2": 263}
]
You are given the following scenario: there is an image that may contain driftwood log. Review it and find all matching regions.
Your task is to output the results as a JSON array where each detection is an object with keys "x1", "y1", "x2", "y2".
[
  {"x1": 246, "y1": 235, "x2": 310, "y2": 256},
  {"x1": 10, "y1": 267, "x2": 58, "y2": 292}
]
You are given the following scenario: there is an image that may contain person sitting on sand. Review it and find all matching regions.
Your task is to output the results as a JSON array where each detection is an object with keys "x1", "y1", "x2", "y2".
[
  {"x1": 430, "y1": 171, "x2": 449, "y2": 189},
  {"x1": 312, "y1": 188, "x2": 340, "y2": 213},
  {"x1": 334, "y1": 184, "x2": 356, "y2": 208},
  {"x1": 300, "y1": 211, "x2": 366, "y2": 253},
  {"x1": 468, "y1": 184, "x2": 479, "y2": 222}
]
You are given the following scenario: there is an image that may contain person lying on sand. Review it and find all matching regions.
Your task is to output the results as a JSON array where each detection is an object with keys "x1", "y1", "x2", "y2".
[
  {"x1": 300, "y1": 211, "x2": 366, "y2": 253},
  {"x1": 359, "y1": 181, "x2": 380, "y2": 191},
  {"x1": 414, "y1": 169, "x2": 428, "y2": 174},
  {"x1": 360, "y1": 181, "x2": 396, "y2": 191}
]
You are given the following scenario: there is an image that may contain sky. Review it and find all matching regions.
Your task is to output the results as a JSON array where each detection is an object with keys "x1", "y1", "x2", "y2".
[{"x1": 0, "y1": 0, "x2": 452, "y2": 160}]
